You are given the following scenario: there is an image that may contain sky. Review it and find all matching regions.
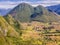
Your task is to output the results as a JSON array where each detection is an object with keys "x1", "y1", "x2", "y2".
[{"x1": 0, "y1": 0, "x2": 60, "y2": 9}]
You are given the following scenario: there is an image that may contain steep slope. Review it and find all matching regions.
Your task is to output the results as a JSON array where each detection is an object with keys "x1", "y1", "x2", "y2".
[
  {"x1": 4, "y1": 15, "x2": 22, "y2": 35},
  {"x1": 0, "y1": 16, "x2": 19, "y2": 37},
  {"x1": 7, "y1": 3, "x2": 60, "y2": 22},
  {"x1": 47, "y1": 4, "x2": 60, "y2": 15},
  {"x1": 0, "y1": 15, "x2": 25, "y2": 45}
]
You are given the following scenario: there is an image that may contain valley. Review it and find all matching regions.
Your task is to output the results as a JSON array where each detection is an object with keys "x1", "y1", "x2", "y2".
[{"x1": 0, "y1": 3, "x2": 60, "y2": 45}]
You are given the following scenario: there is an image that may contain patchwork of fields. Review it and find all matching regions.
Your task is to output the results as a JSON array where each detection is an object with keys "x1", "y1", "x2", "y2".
[{"x1": 20, "y1": 22, "x2": 60, "y2": 45}]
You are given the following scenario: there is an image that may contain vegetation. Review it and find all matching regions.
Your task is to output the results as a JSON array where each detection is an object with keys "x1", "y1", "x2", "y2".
[{"x1": 0, "y1": 15, "x2": 60, "y2": 45}]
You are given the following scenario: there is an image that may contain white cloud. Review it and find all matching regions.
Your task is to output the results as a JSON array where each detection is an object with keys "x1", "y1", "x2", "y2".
[
  {"x1": 0, "y1": 5, "x2": 16, "y2": 9},
  {"x1": 0, "y1": 1, "x2": 19, "y2": 9},
  {"x1": 0, "y1": 0, "x2": 60, "y2": 9},
  {"x1": 31, "y1": 1, "x2": 60, "y2": 7}
]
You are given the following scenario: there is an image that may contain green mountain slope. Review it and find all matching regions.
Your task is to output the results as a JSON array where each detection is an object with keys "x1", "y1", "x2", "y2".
[
  {"x1": 0, "y1": 15, "x2": 22, "y2": 45},
  {"x1": 4, "y1": 15, "x2": 22, "y2": 34},
  {"x1": 9, "y1": 3, "x2": 34, "y2": 22},
  {"x1": 0, "y1": 16, "x2": 20, "y2": 37}
]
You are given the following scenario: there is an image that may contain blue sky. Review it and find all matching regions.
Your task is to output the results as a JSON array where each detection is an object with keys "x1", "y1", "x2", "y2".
[{"x1": 0, "y1": 0, "x2": 60, "y2": 9}]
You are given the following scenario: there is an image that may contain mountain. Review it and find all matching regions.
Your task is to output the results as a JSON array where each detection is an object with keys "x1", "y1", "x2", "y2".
[
  {"x1": 6, "y1": 3, "x2": 60, "y2": 22},
  {"x1": 31, "y1": 5, "x2": 60, "y2": 22},
  {"x1": 47, "y1": 4, "x2": 60, "y2": 15},
  {"x1": 8, "y1": 3, "x2": 34, "y2": 22}
]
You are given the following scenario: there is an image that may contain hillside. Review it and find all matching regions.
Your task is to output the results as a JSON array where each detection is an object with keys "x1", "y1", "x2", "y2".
[
  {"x1": 6, "y1": 3, "x2": 60, "y2": 22},
  {"x1": 4, "y1": 15, "x2": 22, "y2": 34},
  {"x1": 0, "y1": 15, "x2": 60, "y2": 45},
  {"x1": 0, "y1": 15, "x2": 21, "y2": 45}
]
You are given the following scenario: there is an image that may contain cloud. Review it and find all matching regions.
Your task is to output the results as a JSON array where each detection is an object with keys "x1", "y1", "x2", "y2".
[
  {"x1": 0, "y1": 1, "x2": 19, "y2": 9},
  {"x1": 32, "y1": 1, "x2": 60, "y2": 7},
  {"x1": 0, "y1": 0, "x2": 60, "y2": 9},
  {"x1": 0, "y1": 5, "x2": 16, "y2": 9}
]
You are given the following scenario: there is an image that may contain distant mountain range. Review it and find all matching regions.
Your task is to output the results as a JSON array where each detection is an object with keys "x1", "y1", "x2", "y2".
[
  {"x1": 47, "y1": 4, "x2": 60, "y2": 15},
  {"x1": 0, "y1": 9, "x2": 11, "y2": 16},
  {"x1": 6, "y1": 3, "x2": 60, "y2": 22},
  {"x1": 0, "y1": 3, "x2": 60, "y2": 22},
  {"x1": 0, "y1": 4, "x2": 60, "y2": 16}
]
